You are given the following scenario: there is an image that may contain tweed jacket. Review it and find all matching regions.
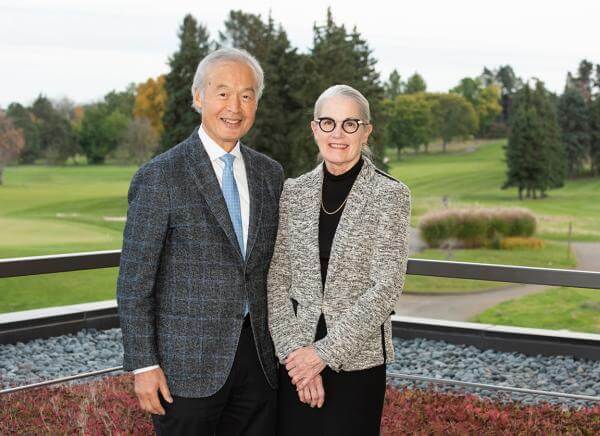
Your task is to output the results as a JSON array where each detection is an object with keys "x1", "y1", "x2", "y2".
[
  {"x1": 117, "y1": 128, "x2": 284, "y2": 397},
  {"x1": 267, "y1": 158, "x2": 411, "y2": 372}
]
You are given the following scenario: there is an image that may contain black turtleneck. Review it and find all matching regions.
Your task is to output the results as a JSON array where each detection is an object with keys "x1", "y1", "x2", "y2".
[{"x1": 318, "y1": 157, "x2": 364, "y2": 286}]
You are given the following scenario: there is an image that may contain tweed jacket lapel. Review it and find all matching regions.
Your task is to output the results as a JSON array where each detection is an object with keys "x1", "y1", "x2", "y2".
[
  {"x1": 185, "y1": 129, "x2": 244, "y2": 262},
  {"x1": 298, "y1": 165, "x2": 324, "y2": 293},
  {"x1": 325, "y1": 158, "x2": 374, "y2": 284},
  {"x1": 240, "y1": 144, "x2": 262, "y2": 263}
]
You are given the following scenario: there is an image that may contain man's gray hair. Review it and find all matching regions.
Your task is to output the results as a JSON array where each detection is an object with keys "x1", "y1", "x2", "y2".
[
  {"x1": 313, "y1": 84, "x2": 371, "y2": 122},
  {"x1": 191, "y1": 47, "x2": 264, "y2": 113}
]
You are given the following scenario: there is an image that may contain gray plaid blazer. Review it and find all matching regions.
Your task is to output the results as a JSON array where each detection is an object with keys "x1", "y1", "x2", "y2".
[
  {"x1": 117, "y1": 128, "x2": 284, "y2": 397},
  {"x1": 268, "y1": 158, "x2": 411, "y2": 372}
]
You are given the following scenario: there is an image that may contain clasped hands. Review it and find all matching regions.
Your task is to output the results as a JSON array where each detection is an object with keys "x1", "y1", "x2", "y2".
[{"x1": 285, "y1": 345, "x2": 327, "y2": 408}]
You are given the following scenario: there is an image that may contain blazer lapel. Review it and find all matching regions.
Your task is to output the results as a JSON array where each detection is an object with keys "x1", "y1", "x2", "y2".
[
  {"x1": 185, "y1": 130, "x2": 243, "y2": 261},
  {"x1": 301, "y1": 166, "x2": 324, "y2": 293},
  {"x1": 241, "y1": 145, "x2": 262, "y2": 263},
  {"x1": 326, "y1": 159, "x2": 374, "y2": 282}
]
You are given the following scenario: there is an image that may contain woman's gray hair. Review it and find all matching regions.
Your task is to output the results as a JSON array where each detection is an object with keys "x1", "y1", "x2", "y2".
[
  {"x1": 313, "y1": 84, "x2": 371, "y2": 122},
  {"x1": 313, "y1": 84, "x2": 373, "y2": 160},
  {"x1": 190, "y1": 47, "x2": 264, "y2": 113}
]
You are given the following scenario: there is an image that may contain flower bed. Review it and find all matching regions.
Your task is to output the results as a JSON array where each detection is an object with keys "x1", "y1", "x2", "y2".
[{"x1": 0, "y1": 375, "x2": 598, "y2": 434}]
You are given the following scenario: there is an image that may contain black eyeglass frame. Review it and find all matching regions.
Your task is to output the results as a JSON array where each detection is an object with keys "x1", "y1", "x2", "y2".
[{"x1": 314, "y1": 117, "x2": 370, "y2": 134}]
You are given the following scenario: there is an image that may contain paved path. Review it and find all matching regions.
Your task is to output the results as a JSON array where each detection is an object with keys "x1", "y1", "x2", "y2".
[{"x1": 397, "y1": 230, "x2": 600, "y2": 321}]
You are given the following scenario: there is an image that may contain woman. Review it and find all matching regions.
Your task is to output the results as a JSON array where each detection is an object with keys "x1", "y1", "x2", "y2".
[{"x1": 267, "y1": 84, "x2": 411, "y2": 436}]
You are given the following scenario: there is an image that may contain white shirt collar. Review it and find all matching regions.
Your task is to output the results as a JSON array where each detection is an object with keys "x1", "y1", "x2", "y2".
[{"x1": 198, "y1": 124, "x2": 242, "y2": 162}]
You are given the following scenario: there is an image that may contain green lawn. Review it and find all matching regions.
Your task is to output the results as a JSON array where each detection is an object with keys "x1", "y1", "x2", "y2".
[
  {"x1": 0, "y1": 165, "x2": 135, "y2": 313},
  {"x1": 404, "y1": 241, "x2": 576, "y2": 294},
  {"x1": 0, "y1": 142, "x2": 598, "y2": 317},
  {"x1": 388, "y1": 140, "x2": 600, "y2": 242},
  {"x1": 471, "y1": 287, "x2": 600, "y2": 334}
]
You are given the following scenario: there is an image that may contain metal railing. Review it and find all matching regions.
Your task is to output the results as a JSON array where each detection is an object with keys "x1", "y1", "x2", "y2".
[{"x1": 1, "y1": 250, "x2": 599, "y2": 401}]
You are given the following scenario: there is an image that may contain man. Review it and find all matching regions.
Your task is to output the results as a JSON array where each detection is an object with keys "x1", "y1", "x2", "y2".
[{"x1": 116, "y1": 47, "x2": 284, "y2": 435}]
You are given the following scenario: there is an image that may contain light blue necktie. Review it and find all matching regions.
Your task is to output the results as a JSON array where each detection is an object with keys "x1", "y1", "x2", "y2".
[
  {"x1": 220, "y1": 154, "x2": 248, "y2": 316},
  {"x1": 220, "y1": 154, "x2": 245, "y2": 257}
]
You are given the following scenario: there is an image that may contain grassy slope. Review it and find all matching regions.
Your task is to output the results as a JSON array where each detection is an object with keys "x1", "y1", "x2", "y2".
[
  {"x1": 471, "y1": 287, "x2": 600, "y2": 334},
  {"x1": 388, "y1": 140, "x2": 600, "y2": 242},
  {"x1": 0, "y1": 165, "x2": 136, "y2": 313},
  {"x1": 1, "y1": 144, "x2": 598, "y2": 317}
]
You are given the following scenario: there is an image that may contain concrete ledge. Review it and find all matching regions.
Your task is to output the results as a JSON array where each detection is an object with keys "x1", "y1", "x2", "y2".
[
  {"x1": 1, "y1": 305, "x2": 598, "y2": 361},
  {"x1": 0, "y1": 300, "x2": 119, "y2": 345},
  {"x1": 392, "y1": 315, "x2": 600, "y2": 361}
]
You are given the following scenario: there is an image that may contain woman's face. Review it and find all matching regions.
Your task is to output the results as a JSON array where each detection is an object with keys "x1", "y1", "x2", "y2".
[{"x1": 311, "y1": 95, "x2": 373, "y2": 174}]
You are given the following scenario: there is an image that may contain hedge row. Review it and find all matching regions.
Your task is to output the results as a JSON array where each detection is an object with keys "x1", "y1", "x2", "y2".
[{"x1": 419, "y1": 207, "x2": 537, "y2": 248}]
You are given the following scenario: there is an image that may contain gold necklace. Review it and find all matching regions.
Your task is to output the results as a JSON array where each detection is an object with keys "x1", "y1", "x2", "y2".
[{"x1": 321, "y1": 191, "x2": 348, "y2": 215}]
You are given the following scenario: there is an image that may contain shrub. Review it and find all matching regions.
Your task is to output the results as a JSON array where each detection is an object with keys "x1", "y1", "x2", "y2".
[
  {"x1": 381, "y1": 386, "x2": 600, "y2": 435},
  {"x1": 500, "y1": 237, "x2": 545, "y2": 250},
  {"x1": 420, "y1": 207, "x2": 537, "y2": 248},
  {"x1": 2, "y1": 377, "x2": 599, "y2": 434}
]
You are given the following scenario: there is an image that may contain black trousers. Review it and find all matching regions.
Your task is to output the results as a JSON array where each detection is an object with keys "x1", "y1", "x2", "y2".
[
  {"x1": 152, "y1": 317, "x2": 277, "y2": 436},
  {"x1": 277, "y1": 315, "x2": 386, "y2": 436}
]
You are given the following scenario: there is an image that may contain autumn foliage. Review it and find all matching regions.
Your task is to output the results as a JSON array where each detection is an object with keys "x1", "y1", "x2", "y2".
[{"x1": 1, "y1": 375, "x2": 598, "y2": 434}]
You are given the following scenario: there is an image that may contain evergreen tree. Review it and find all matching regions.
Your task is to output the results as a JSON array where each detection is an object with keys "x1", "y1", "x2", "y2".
[
  {"x1": 404, "y1": 73, "x2": 427, "y2": 94},
  {"x1": 309, "y1": 8, "x2": 386, "y2": 169},
  {"x1": 558, "y1": 87, "x2": 591, "y2": 176},
  {"x1": 503, "y1": 82, "x2": 564, "y2": 199},
  {"x1": 589, "y1": 97, "x2": 600, "y2": 175},
  {"x1": 161, "y1": 15, "x2": 211, "y2": 152},
  {"x1": 384, "y1": 70, "x2": 403, "y2": 100},
  {"x1": 219, "y1": 11, "x2": 308, "y2": 176}
]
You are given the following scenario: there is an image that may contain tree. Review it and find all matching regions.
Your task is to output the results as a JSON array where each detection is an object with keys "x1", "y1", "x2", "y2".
[
  {"x1": 384, "y1": 70, "x2": 403, "y2": 100},
  {"x1": 111, "y1": 118, "x2": 160, "y2": 165},
  {"x1": 427, "y1": 93, "x2": 478, "y2": 152},
  {"x1": 30, "y1": 95, "x2": 78, "y2": 164},
  {"x1": 219, "y1": 10, "x2": 308, "y2": 175},
  {"x1": 503, "y1": 82, "x2": 564, "y2": 199},
  {"x1": 161, "y1": 15, "x2": 211, "y2": 152},
  {"x1": 558, "y1": 87, "x2": 591, "y2": 176},
  {"x1": 104, "y1": 85, "x2": 136, "y2": 117},
  {"x1": 0, "y1": 112, "x2": 25, "y2": 185},
  {"x1": 6, "y1": 103, "x2": 41, "y2": 163},
  {"x1": 451, "y1": 78, "x2": 502, "y2": 137},
  {"x1": 308, "y1": 8, "x2": 387, "y2": 170},
  {"x1": 589, "y1": 96, "x2": 600, "y2": 175},
  {"x1": 384, "y1": 93, "x2": 432, "y2": 155},
  {"x1": 404, "y1": 73, "x2": 427, "y2": 94},
  {"x1": 134, "y1": 75, "x2": 167, "y2": 136},
  {"x1": 79, "y1": 104, "x2": 129, "y2": 164},
  {"x1": 483, "y1": 65, "x2": 522, "y2": 122}
]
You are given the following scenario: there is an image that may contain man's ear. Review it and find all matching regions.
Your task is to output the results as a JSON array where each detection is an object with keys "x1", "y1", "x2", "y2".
[{"x1": 193, "y1": 89, "x2": 203, "y2": 110}]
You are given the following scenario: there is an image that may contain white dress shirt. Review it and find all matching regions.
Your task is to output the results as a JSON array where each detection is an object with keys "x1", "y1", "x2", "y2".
[{"x1": 133, "y1": 124, "x2": 250, "y2": 375}]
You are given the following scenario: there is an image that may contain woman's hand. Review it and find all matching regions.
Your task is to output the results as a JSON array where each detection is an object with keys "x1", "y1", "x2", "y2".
[
  {"x1": 297, "y1": 374, "x2": 325, "y2": 408},
  {"x1": 285, "y1": 345, "x2": 326, "y2": 390}
]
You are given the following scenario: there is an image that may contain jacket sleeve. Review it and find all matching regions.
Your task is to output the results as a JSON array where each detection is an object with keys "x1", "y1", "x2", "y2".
[
  {"x1": 116, "y1": 163, "x2": 170, "y2": 371},
  {"x1": 313, "y1": 184, "x2": 411, "y2": 371},
  {"x1": 267, "y1": 180, "x2": 310, "y2": 362}
]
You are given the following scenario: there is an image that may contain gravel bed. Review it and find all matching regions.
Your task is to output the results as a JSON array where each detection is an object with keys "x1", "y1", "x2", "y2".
[{"x1": 0, "y1": 329, "x2": 598, "y2": 409}]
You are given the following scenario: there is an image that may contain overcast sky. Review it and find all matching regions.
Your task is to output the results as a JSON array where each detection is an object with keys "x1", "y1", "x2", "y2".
[{"x1": 1, "y1": 0, "x2": 598, "y2": 107}]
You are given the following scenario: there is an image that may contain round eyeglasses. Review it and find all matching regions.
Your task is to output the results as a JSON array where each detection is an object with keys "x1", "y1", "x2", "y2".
[{"x1": 315, "y1": 117, "x2": 370, "y2": 134}]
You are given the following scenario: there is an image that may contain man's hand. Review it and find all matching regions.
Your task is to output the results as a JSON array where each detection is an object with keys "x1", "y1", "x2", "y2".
[
  {"x1": 285, "y1": 345, "x2": 326, "y2": 390},
  {"x1": 134, "y1": 367, "x2": 173, "y2": 415},
  {"x1": 297, "y1": 374, "x2": 325, "y2": 408}
]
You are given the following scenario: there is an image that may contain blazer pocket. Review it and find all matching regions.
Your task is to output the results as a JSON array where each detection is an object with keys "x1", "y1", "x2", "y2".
[{"x1": 290, "y1": 298, "x2": 298, "y2": 316}]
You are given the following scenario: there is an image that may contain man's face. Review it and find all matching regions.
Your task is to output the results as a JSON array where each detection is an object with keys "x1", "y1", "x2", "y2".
[{"x1": 194, "y1": 61, "x2": 258, "y2": 152}]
